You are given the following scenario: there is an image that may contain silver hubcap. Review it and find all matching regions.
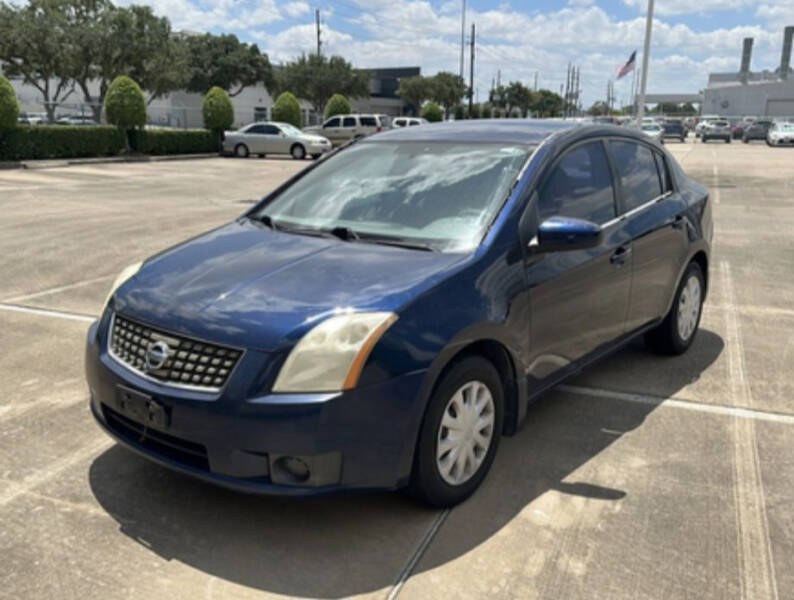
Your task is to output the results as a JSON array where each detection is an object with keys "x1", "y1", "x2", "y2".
[
  {"x1": 236, "y1": 146, "x2": 246, "y2": 157},
  {"x1": 677, "y1": 275, "x2": 701, "y2": 341},
  {"x1": 436, "y1": 380, "x2": 495, "y2": 486}
]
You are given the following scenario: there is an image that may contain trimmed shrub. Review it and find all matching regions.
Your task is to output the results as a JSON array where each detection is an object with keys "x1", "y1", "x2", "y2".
[
  {"x1": 469, "y1": 103, "x2": 481, "y2": 119},
  {"x1": 129, "y1": 129, "x2": 217, "y2": 155},
  {"x1": 0, "y1": 74, "x2": 19, "y2": 131},
  {"x1": 481, "y1": 105, "x2": 492, "y2": 119},
  {"x1": 421, "y1": 102, "x2": 443, "y2": 123},
  {"x1": 0, "y1": 126, "x2": 125, "y2": 160},
  {"x1": 325, "y1": 94, "x2": 351, "y2": 119},
  {"x1": 105, "y1": 76, "x2": 146, "y2": 130},
  {"x1": 453, "y1": 104, "x2": 465, "y2": 120},
  {"x1": 202, "y1": 86, "x2": 234, "y2": 132},
  {"x1": 273, "y1": 92, "x2": 302, "y2": 128}
]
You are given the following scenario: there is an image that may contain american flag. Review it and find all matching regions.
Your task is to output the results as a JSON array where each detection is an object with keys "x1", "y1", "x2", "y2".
[{"x1": 616, "y1": 51, "x2": 636, "y2": 79}]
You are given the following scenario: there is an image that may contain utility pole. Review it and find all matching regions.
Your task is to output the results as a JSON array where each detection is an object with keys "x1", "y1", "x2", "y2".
[
  {"x1": 573, "y1": 66, "x2": 579, "y2": 117},
  {"x1": 497, "y1": 69, "x2": 501, "y2": 89},
  {"x1": 563, "y1": 63, "x2": 571, "y2": 118},
  {"x1": 315, "y1": 9, "x2": 322, "y2": 56},
  {"x1": 637, "y1": 0, "x2": 655, "y2": 125},
  {"x1": 459, "y1": 0, "x2": 466, "y2": 80},
  {"x1": 534, "y1": 71, "x2": 538, "y2": 90},
  {"x1": 469, "y1": 23, "x2": 475, "y2": 115}
]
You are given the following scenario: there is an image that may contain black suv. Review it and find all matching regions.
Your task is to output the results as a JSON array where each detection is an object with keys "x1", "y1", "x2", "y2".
[
  {"x1": 663, "y1": 121, "x2": 687, "y2": 142},
  {"x1": 742, "y1": 120, "x2": 772, "y2": 143}
]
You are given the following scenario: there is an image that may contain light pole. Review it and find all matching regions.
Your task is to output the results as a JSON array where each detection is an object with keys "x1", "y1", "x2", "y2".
[{"x1": 636, "y1": 0, "x2": 655, "y2": 125}]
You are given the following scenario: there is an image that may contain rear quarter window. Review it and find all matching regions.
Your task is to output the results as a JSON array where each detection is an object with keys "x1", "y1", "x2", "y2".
[{"x1": 359, "y1": 117, "x2": 377, "y2": 127}]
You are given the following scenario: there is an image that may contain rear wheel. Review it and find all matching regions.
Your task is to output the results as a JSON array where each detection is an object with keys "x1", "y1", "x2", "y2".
[
  {"x1": 726, "y1": 138, "x2": 731, "y2": 144},
  {"x1": 234, "y1": 144, "x2": 249, "y2": 158},
  {"x1": 410, "y1": 356, "x2": 504, "y2": 507},
  {"x1": 743, "y1": 137, "x2": 749, "y2": 144},
  {"x1": 645, "y1": 261, "x2": 705, "y2": 355},
  {"x1": 702, "y1": 136, "x2": 708, "y2": 143},
  {"x1": 290, "y1": 144, "x2": 306, "y2": 160}
]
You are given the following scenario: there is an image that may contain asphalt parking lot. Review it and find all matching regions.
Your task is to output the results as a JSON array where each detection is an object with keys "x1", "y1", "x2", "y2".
[{"x1": 1, "y1": 140, "x2": 793, "y2": 600}]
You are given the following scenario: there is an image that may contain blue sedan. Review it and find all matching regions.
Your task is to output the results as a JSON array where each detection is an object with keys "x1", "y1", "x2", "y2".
[{"x1": 85, "y1": 120, "x2": 712, "y2": 507}]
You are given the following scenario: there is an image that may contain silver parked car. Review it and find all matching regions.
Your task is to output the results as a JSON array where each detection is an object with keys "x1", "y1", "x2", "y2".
[
  {"x1": 302, "y1": 114, "x2": 385, "y2": 146},
  {"x1": 640, "y1": 122, "x2": 665, "y2": 144},
  {"x1": 223, "y1": 121, "x2": 332, "y2": 160}
]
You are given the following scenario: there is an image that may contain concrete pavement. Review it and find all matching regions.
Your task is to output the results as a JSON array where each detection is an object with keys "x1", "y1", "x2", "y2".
[{"x1": 0, "y1": 143, "x2": 792, "y2": 599}]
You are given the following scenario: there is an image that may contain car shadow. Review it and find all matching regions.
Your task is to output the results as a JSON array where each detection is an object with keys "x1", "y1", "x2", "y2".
[{"x1": 89, "y1": 328, "x2": 724, "y2": 598}]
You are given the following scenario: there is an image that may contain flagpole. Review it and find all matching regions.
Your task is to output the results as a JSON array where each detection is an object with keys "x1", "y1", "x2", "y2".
[{"x1": 636, "y1": 0, "x2": 654, "y2": 125}]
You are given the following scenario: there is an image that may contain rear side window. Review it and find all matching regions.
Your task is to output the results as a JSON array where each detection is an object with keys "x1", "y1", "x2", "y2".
[
  {"x1": 342, "y1": 117, "x2": 357, "y2": 127},
  {"x1": 261, "y1": 125, "x2": 280, "y2": 135},
  {"x1": 246, "y1": 125, "x2": 267, "y2": 134},
  {"x1": 610, "y1": 141, "x2": 662, "y2": 212},
  {"x1": 359, "y1": 117, "x2": 377, "y2": 127},
  {"x1": 538, "y1": 141, "x2": 616, "y2": 224},
  {"x1": 654, "y1": 152, "x2": 672, "y2": 193}
]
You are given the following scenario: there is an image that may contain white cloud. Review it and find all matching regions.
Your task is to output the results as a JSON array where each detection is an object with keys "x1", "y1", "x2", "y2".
[
  {"x1": 568, "y1": 0, "x2": 595, "y2": 7},
  {"x1": 116, "y1": 0, "x2": 282, "y2": 31},
  {"x1": 283, "y1": 1, "x2": 310, "y2": 18},
  {"x1": 621, "y1": 0, "x2": 754, "y2": 17}
]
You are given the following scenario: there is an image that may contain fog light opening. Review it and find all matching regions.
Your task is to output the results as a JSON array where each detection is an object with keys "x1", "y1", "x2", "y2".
[{"x1": 274, "y1": 456, "x2": 311, "y2": 484}]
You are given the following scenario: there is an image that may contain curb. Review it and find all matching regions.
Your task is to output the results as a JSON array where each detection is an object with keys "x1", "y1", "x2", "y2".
[{"x1": 3, "y1": 153, "x2": 220, "y2": 170}]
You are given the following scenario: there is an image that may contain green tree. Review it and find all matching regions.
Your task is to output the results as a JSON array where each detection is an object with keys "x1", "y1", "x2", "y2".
[
  {"x1": 104, "y1": 75, "x2": 146, "y2": 129},
  {"x1": 481, "y1": 104, "x2": 492, "y2": 118},
  {"x1": 587, "y1": 101, "x2": 610, "y2": 116},
  {"x1": 272, "y1": 91, "x2": 302, "y2": 128},
  {"x1": 324, "y1": 93, "x2": 351, "y2": 118},
  {"x1": 0, "y1": 73, "x2": 19, "y2": 130},
  {"x1": 0, "y1": 0, "x2": 76, "y2": 123},
  {"x1": 202, "y1": 86, "x2": 234, "y2": 132},
  {"x1": 469, "y1": 103, "x2": 481, "y2": 119},
  {"x1": 430, "y1": 72, "x2": 467, "y2": 118},
  {"x1": 531, "y1": 89, "x2": 564, "y2": 117},
  {"x1": 396, "y1": 75, "x2": 432, "y2": 115},
  {"x1": 489, "y1": 85, "x2": 508, "y2": 111},
  {"x1": 453, "y1": 104, "x2": 465, "y2": 120},
  {"x1": 421, "y1": 102, "x2": 443, "y2": 123},
  {"x1": 276, "y1": 54, "x2": 368, "y2": 114},
  {"x1": 66, "y1": 2, "x2": 179, "y2": 122},
  {"x1": 185, "y1": 33, "x2": 273, "y2": 97},
  {"x1": 505, "y1": 81, "x2": 533, "y2": 117}
]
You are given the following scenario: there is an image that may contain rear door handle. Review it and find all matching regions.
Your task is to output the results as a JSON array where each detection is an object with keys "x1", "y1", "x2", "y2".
[{"x1": 610, "y1": 245, "x2": 632, "y2": 266}]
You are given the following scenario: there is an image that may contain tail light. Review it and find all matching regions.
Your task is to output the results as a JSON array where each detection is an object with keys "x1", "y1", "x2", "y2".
[{"x1": 377, "y1": 126, "x2": 382, "y2": 132}]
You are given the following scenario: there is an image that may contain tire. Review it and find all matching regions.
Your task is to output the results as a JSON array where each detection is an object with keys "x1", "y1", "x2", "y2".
[
  {"x1": 702, "y1": 136, "x2": 708, "y2": 143},
  {"x1": 645, "y1": 261, "x2": 705, "y2": 355},
  {"x1": 290, "y1": 144, "x2": 306, "y2": 160},
  {"x1": 743, "y1": 137, "x2": 749, "y2": 144},
  {"x1": 766, "y1": 139, "x2": 773, "y2": 147},
  {"x1": 409, "y1": 356, "x2": 504, "y2": 507},
  {"x1": 311, "y1": 153, "x2": 321, "y2": 160},
  {"x1": 681, "y1": 136, "x2": 685, "y2": 143},
  {"x1": 726, "y1": 138, "x2": 731, "y2": 144},
  {"x1": 234, "y1": 144, "x2": 249, "y2": 158},
  {"x1": 257, "y1": 153, "x2": 266, "y2": 158}
]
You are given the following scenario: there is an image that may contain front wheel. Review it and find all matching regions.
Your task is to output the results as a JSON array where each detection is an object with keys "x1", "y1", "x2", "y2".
[
  {"x1": 290, "y1": 144, "x2": 306, "y2": 160},
  {"x1": 645, "y1": 261, "x2": 705, "y2": 355},
  {"x1": 409, "y1": 356, "x2": 504, "y2": 507}
]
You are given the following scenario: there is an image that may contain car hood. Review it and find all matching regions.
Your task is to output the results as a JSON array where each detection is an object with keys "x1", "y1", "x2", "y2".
[{"x1": 114, "y1": 220, "x2": 467, "y2": 352}]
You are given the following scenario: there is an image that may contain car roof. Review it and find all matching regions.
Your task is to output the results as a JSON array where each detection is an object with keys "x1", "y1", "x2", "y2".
[{"x1": 366, "y1": 119, "x2": 583, "y2": 145}]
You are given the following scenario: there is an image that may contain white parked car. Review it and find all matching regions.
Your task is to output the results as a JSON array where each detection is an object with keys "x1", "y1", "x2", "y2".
[
  {"x1": 640, "y1": 122, "x2": 664, "y2": 144},
  {"x1": 391, "y1": 117, "x2": 429, "y2": 128},
  {"x1": 767, "y1": 121, "x2": 794, "y2": 146},
  {"x1": 223, "y1": 121, "x2": 331, "y2": 160}
]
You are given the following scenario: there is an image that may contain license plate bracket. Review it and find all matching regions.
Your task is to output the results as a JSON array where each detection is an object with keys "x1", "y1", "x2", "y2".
[{"x1": 115, "y1": 385, "x2": 170, "y2": 429}]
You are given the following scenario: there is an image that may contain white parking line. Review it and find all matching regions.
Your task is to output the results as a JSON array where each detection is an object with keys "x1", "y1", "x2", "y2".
[
  {"x1": 713, "y1": 165, "x2": 721, "y2": 205},
  {"x1": 720, "y1": 261, "x2": 779, "y2": 600},
  {"x1": 0, "y1": 437, "x2": 113, "y2": 507},
  {"x1": 0, "y1": 303, "x2": 96, "y2": 323},
  {"x1": 558, "y1": 385, "x2": 794, "y2": 426},
  {"x1": 3, "y1": 275, "x2": 112, "y2": 303},
  {"x1": 387, "y1": 509, "x2": 450, "y2": 600}
]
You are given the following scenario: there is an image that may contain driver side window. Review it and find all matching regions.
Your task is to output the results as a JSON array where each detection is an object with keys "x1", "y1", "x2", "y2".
[
  {"x1": 324, "y1": 117, "x2": 340, "y2": 128},
  {"x1": 538, "y1": 141, "x2": 616, "y2": 224}
]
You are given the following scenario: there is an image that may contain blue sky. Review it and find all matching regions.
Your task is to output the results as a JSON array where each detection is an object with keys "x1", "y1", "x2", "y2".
[{"x1": 122, "y1": 0, "x2": 794, "y2": 107}]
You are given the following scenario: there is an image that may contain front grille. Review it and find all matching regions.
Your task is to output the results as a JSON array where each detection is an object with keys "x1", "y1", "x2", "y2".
[
  {"x1": 103, "y1": 404, "x2": 210, "y2": 471},
  {"x1": 109, "y1": 314, "x2": 242, "y2": 391}
]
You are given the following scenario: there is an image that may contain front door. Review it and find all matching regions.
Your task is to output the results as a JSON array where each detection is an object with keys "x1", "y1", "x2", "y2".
[
  {"x1": 322, "y1": 117, "x2": 342, "y2": 143},
  {"x1": 525, "y1": 140, "x2": 632, "y2": 384},
  {"x1": 261, "y1": 124, "x2": 289, "y2": 153}
]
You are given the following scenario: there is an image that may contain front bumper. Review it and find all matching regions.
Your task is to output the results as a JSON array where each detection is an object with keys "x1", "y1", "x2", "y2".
[
  {"x1": 306, "y1": 141, "x2": 331, "y2": 154},
  {"x1": 85, "y1": 316, "x2": 428, "y2": 496}
]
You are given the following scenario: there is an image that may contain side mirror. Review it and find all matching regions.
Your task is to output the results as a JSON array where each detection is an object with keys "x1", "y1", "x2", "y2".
[{"x1": 531, "y1": 216, "x2": 603, "y2": 253}]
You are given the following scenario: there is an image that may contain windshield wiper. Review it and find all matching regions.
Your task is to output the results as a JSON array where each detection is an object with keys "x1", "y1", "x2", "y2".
[
  {"x1": 250, "y1": 215, "x2": 331, "y2": 239},
  {"x1": 357, "y1": 236, "x2": 437, "y2": 252},
  {"x1": 328, "y1": 226, "x2": 360, "y2": 241}
]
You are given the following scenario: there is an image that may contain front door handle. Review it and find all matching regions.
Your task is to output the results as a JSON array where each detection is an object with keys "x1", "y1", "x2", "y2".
[
  {"x1": 610, "y1": 245, "x2": 632, "y2": 266},
  {"x1": 671, "y1": 215, "x2": 685, "y2": 230}
]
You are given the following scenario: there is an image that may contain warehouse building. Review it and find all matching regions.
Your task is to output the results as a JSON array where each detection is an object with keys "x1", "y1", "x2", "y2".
[{"x1": 702, "y1": 26, "x2": 794, "y2": 117}]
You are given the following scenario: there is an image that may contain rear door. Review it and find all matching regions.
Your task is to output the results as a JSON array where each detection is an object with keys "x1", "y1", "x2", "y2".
[
  {"x1": 261, "y1": 124, "x2": 288, "y2": 153},
  {"x1": 243, "y1": 124, "x2": 268, "y2": 153},
  {"x1": 607, "y1": 139, "x2": 690, "y2": 331},
  {"x1": 525, "y1": 140, "x2": 633, "y2": 382},
  {"x1": 341, "y1": 116, "x2": 358, "y2": 141}
]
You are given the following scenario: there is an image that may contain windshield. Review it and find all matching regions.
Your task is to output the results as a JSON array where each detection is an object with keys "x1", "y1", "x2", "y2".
[
  {"x1": 778, "y1": 124, "x2": 794, "y2": 131},
  {"x1": 257, "y1": 142, "x2": 532, "y2": 251},
  {"x1": 642, "y1": 125, "x2": 660, "y2": 131},
  {"x1": 280, "y1": 124, "x2": 303, "y2": 136}
]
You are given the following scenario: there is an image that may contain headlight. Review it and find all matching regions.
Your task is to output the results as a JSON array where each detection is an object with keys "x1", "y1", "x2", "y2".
[
  {"x1": 273, "y1": 312, "x2": 398, "y2": 393},
  {"x1": 104, "y1": 261, "x2": 142, "y2": 307}
]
